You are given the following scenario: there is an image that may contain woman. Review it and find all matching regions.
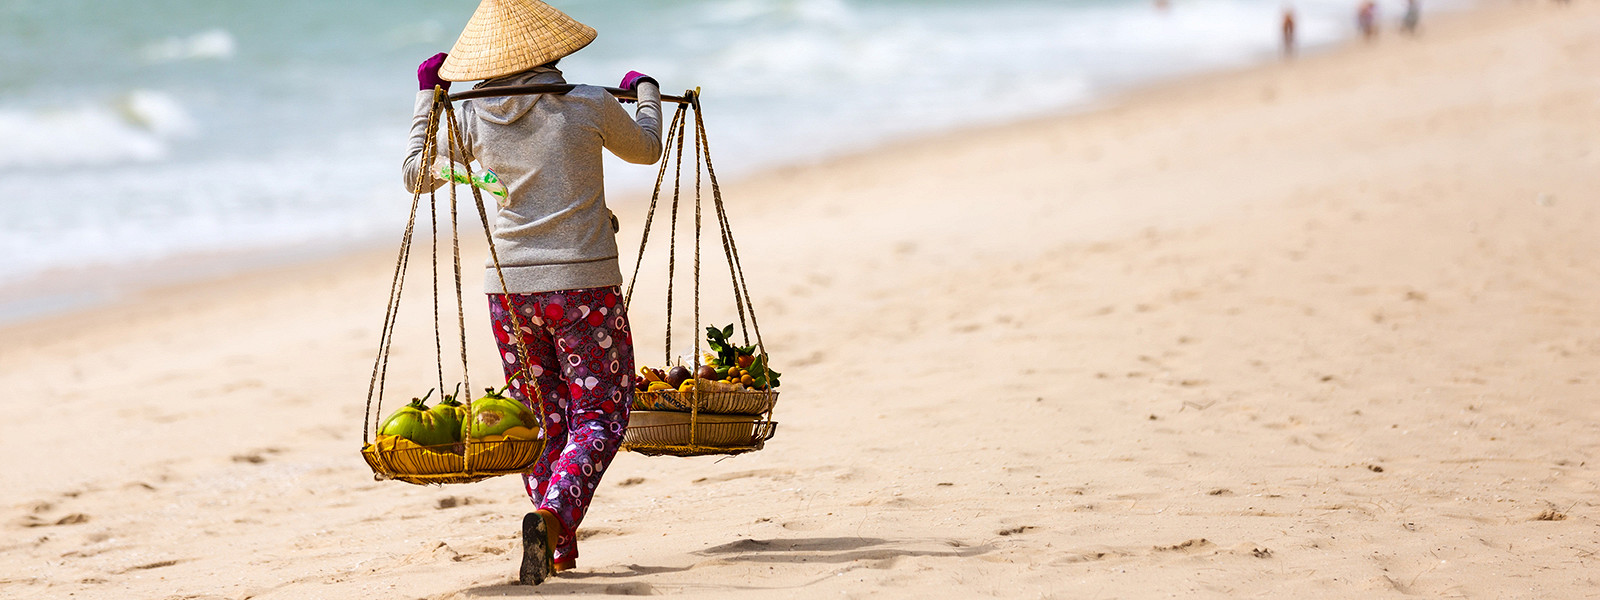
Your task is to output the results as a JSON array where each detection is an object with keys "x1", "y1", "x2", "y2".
[{"x1": 401, "y1": 0, "x2": 661, "y2": 585}]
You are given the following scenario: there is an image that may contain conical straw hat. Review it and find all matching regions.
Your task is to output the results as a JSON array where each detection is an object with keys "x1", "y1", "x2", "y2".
[{"x1": 438, "y1": 0, "x2": 597, "y2": 82}]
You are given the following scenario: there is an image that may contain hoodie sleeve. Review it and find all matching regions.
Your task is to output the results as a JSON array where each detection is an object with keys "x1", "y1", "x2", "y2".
[
  {"x1": 402, "y1": 91, "x2": 477, "y2": 193},
  {"x1": 596, "y1": 81, "x2": 663, "y2": 165}
]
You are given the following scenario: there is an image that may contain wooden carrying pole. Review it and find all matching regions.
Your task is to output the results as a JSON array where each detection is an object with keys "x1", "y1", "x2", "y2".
[{"x1": 449, "y1": 84, "x2": 695, "y2": 104}]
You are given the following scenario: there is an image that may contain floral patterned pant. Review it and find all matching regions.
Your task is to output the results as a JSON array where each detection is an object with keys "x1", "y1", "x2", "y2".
[{"x1": 489, "y1": 287, "x2": 633, "y2": 563}]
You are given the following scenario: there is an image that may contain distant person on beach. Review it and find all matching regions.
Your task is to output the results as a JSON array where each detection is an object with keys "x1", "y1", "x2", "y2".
[
  {"x1": 1282, "y1": 7, "x2": 1298, "y2": 58},
  {"x1": 402, "y1": 0, "x2": 661, "y2": 586},
  {"x1": 1401, "y1": 0, "x2": 1420, "y2": 34},
  {"x1": 1358, "y1": 1, "x2": 1379, "y2": 40}
]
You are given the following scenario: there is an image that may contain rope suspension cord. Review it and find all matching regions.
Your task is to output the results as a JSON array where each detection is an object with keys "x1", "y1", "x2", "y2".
[
  {"x1": 440, "y1": 98, "x2": 477, "y2": 417},
  {"x1": 693, "y1": 102, "x2": 773, "y2": 401},
  {"x1": 362, "y1": 87, "x2": 551, "y2": 447},
  {"x1": 431, "y1": 149, "x2": 446, "y2": 400},
  {"x1": 364, "y1": 96, "x2": 442, "y2": 443},
  {"x1": 624, "y1": 102, "x2": 689, "y2": 310},
  {"x1": 448, "y1": 133, "x2": 470, "y2": 405},
  {"x1": 662, "y1": 109, "x2": 690, "y2": 365},
  {"x1": 611, "y1": 88, "x2": 778, "y2": 454},
  {"x1": 610, "y1": 93, "x2": 774, "y2": 369},
  {"x1": 440, "y1": 98, "x2": 470, "y2": 471},
  {"x1": 690, "y1": 101, "x2": 704, "y2": 447},
  {"x1": 708, "y1": 145, "x2": 750, "y2": 344}
]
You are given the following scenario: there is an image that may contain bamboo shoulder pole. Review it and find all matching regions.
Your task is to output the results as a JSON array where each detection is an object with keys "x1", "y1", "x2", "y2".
[{"x1": 448, "y1": 84, "x2": 695, "y2": 105}]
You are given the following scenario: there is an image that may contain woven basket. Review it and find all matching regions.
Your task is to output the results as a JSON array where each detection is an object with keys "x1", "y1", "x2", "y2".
[
  {"x1": 622, "y1": 410, "x2": 777, "y2": 457},
  {"x1": 633, "y1": 389, "x2": 778, "y2": 416},
  {"x1": 361, "y1": 435, "x2": 545, "y2": 485}
]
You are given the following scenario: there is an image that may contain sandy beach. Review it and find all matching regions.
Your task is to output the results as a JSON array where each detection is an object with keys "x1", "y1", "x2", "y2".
[{"x1": 4, "y1": 2, "x2": 1600, "y2": 598}]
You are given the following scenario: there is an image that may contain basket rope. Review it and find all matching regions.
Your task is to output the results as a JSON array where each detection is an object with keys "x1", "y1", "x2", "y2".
[
  {"x1": 363, "y1": 96, "x2": 440, "y2": 443},
  {"x1": 430, "y1": 144, "x2": 446, "y2": 400},
  {"x1": 621, "y1": 92, "x2": 779, "y2": 455},
  {"x1": 663, "y1": 107, "x2": 688, "y2": 366},
  {"x1": 623, "y1": 103, "x2": 688, "y2": 311},
  {"x1": 448, "y1": 125, "x2": 471, "y2": 407},
  {"x1": 691, "y1": 104, "x2": 703, "y2": 446},
  {"x1": 361, "y1": 87, "x2": 547, "y2": 481},
  {"x1": 694, "y1": 104, "x2": 776, "y2": 425}
]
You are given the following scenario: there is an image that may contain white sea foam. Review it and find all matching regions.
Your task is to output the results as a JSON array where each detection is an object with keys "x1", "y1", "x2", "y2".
[
  {"x1": 0, "y1": 91, "x2": 196, "y2": 169},
  {"x1": 0, "y1": 109, "x2": 162, "y2": 168},
  {"x1": 0, "y1": 140, "x2": 404, "y2": 287},
  {"x1": 121, "y1": 90, "x2": 198, "y2": 138},
  {"x1": 143, "y1": 29, "x2": 236, "y2": 63}
]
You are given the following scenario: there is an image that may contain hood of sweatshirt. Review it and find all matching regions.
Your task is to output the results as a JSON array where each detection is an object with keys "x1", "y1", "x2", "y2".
[{"x1": 470, "y1": 66, "x2": 567, "y2": 126}]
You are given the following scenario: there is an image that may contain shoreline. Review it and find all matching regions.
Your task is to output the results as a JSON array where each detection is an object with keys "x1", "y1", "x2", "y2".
[{"x1": 5, "y1": 1, "x2": 1598, "y2": 597}]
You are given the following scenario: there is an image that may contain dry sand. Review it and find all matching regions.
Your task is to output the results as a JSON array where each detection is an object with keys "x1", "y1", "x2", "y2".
[{"x1": 4, "y1": 2, "x2": 1599, "y2": 598}]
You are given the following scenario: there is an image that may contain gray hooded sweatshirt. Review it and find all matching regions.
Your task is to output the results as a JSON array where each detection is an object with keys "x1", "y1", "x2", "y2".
[{"x1": 403, "y1": 66, "x2": 663, "y2": 294}]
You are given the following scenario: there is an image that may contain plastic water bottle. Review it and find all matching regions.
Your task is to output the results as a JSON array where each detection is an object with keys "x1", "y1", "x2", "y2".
[{"x1": 432, "y1": 156, "x2": 509, "y2": 205}]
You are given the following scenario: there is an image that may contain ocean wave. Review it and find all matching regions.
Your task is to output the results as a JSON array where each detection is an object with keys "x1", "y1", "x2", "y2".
[
  {"x1": 0, "y1": 141, "x2": 402, "y2": 287},
  {"x1": 0, "y1": 91, "x2": 197, "y2": 168},
  {"x1": 143, "y1": 29, "x2": 236, "y2": 63}
]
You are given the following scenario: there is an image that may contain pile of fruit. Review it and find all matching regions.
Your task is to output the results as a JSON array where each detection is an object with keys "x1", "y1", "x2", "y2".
[
  {"x1": 375, "y1": 384, "x2": 541, "y2": 451},
  {"x1": 636, "y1": 324, "x2": 782, "y2": 394}
]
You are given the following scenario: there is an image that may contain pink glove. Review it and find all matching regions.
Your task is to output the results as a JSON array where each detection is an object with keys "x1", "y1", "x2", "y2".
[
  {"x1": 418, "y1": 53, "x2": 450, "y2": 92},
  {"x1": 617, "y1": 71, "x2": 657, "y2": 103}
]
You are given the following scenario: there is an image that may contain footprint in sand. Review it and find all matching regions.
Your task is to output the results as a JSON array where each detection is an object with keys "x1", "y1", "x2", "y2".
[
  {"x1": 1153, "y1": 538, "x2": 1223, "y2": 556},
  {"x1": 1054, "y1": 548, "x2": 1128, "y2": 563},
  {"x1": 230, "y1": 447, "x2": 284, "y2": 464},
  {"x1": 576, "y1": 527, "x2": 625, "y2": 540},
  {"x1": 397, "y1": 541, "x2": 463, "y2": 565},
  {"x1": 14, "y1": 513, "x2": 90, "y2": 528},
  {"x1": 435, "y1": 496, "x2": 485, "y2": 509},
  {"x1": 780, "y1": 520, "x2": 825, "y2": 531},
  {"x1": 1532, "y1": 509, "x2": 1568, "y2": 521},
  {"x1": 691, "y1": 468, "x2": 795, "y2": 484},
  {"x1": 114, "y1": 559, "x2": 183, "y2": 574},
  {"x1": 602, "y1": 582, "x2": 655, "y2": 595},
  {"x1": 997, "y1": 525, "x2": 1037, "y2": 536},
  {"x1": 1057, "y1": 538, "x2": 1231, "y2": 565}
]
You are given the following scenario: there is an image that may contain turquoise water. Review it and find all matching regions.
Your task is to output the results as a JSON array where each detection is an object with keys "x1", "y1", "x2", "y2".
[{"x1": 0, "y1": 0, "x2": 1458, "y2": 300}]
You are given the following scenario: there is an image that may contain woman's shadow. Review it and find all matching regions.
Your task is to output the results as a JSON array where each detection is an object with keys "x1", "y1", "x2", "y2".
[{"x1": 455, "y1": 536, "x2": 992, "y2": 596}]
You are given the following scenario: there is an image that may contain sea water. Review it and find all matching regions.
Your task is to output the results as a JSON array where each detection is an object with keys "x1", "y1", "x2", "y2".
[{"x1": 0, "y1": 0, "x2": 1462, "y2": 319}]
